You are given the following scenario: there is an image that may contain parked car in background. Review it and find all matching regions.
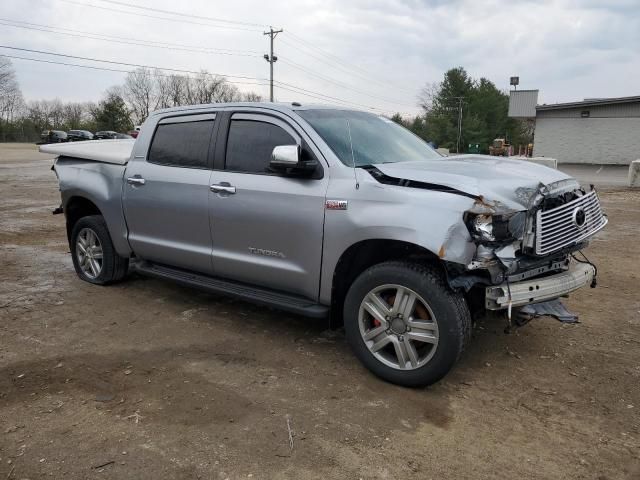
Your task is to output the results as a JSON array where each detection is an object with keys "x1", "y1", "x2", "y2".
[
  {"x1": 114, "y1": 133, "x2": 134, "y2": 139},
  {"x1": 67, "y1": 130, "x2": 94, "y2": 141},
  {"x1": 95, "y1": 131, "x2": 118, "y2": 140},
  {"x1": 40, "y1": 130, "x2": 67, "y2": 143},
  {"x1": 127, "y1": 127, "x2": 141, "y2": 138}
]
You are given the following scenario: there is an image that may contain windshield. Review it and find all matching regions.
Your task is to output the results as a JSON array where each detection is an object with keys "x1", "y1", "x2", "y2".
[{"x1": 298, "y1": 109, "x2": 441, "y2": 167}]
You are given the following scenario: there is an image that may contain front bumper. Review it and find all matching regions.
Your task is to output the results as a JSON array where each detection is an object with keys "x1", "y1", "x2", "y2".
[{"x1": 485, "y1": 262, "x2": 595, "y2": 310}]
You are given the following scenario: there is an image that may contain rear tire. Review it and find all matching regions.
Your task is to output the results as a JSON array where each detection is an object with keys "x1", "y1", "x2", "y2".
[
  {"x1": 70, "y1": 215, "x2": 129, "y2": 285},
  {"x1": 344, "y1": 261, "x2": 471, "y2": 387}
]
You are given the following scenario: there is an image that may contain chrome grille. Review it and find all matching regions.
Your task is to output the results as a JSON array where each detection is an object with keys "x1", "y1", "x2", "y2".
[{"x1": 535, "y1": 190, "x2": 607, "y2": 255}]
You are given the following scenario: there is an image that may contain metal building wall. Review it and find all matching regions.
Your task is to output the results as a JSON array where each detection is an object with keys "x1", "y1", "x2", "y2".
[
  {"x1": 533, "y1": 117, "x2": 640, "y2": 164},
  {"x1": 508, "y1": 90, "x2": 538, "y2": 118},
  {"x1": 533, "y1": 101, "x2": 640, "y2": 164},
  {"x1": 537, "y1": 102, "x2": 640, "y2": 119}
]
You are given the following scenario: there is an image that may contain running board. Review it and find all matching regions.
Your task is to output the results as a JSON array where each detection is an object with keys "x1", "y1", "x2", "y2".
[{"x1": 133, "y1": 261, "x2": 329, "y2": 319}]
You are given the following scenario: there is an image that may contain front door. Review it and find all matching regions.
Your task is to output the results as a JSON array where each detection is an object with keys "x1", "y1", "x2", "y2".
[
  {"x1": 123, "y1": 113, "x2": 216, "y2": 274},
  {"x1": 209, "y1": 112, "x2": 328, "y2": 300}
]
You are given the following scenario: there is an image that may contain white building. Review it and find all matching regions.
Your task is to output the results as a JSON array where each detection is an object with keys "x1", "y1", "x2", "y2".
[{"x1": 509, "y1": 92, "x2": 640, "y2": 165}]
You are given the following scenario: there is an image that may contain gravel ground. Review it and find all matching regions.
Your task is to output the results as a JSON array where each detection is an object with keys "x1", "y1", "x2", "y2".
[{"x1": 1, "y1": 143, "x2": 639, "y2": 479}]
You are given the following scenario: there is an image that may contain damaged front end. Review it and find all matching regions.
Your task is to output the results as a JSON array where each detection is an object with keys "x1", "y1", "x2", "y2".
[{"x1": 447, "y1": 180, "x2": 607, "y2": 315}]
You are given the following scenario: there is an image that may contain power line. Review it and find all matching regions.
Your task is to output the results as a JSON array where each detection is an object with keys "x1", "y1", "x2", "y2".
[
  {"x1": 287, "y1": 31, "x2": 405, "y2": 87},
  {"x1": 0, "y1": 18, "x2": 261, "y2": 57},
  {"x1": 4, "y1": 53, "x2": 408, "y2": 113},
  {"x1": 0, "y1": 17, "x2": 415, "y2": 110},
  {"x1": 57, "y1": 0, "x2": 263, "y2": 33},
  {"x1": 282, "y1": 35, "x2": 416, "y2": 95},
  {"x1": 279, "y1": 58, "x2": 416, "y2": 108},
  {"x1": 274, "y1": 83, "x2": 365, "y2": 108},
  {"x1": 0, "y1": 45, "x2": 267, "y2": 81},
  {"x1": 60, "y1": 0, "x2": 418, "y2": 100},
  {"x1": 287, "y1": 32, "x2": 355, "y2": 69},
  {"x1": 1, "y1": 46, "x2": 408, "y2": 112},
  {"x1": 273, "y1": 82, "x2": 406, "y2": 115},
  {"x1": 92, "y1": 0, "x2": 267, "y2": 28},
  {"x1": 279, "y1": 38, "x2": 415, "y2": 97},
  {"x1": 4, "y1": 53, "x2": 414, "y2": 116},
  {"x1": 1, "y1": 54, "x2": 268, "y2": 87},
  {"x1": 273, "y1": 80, "x2": 391, "y2": 113}
]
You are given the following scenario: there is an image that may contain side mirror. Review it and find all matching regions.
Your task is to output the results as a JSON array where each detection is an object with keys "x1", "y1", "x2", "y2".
[
  {"x1": 270, "y1": 144, "x2": 319, "y2": 177},
  {"x1": 270, "y1": 145, "x2": 301, "y2": 169}
]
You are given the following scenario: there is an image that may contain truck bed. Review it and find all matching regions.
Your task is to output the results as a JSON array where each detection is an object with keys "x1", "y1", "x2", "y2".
[{"x1": 40, "y1": 139, "x2": 135, "y2": 165}]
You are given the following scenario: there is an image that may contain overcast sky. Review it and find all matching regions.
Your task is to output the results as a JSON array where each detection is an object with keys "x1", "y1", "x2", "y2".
[{"x1": 1, "y1": 0, "x2": 638, "y2": 116}]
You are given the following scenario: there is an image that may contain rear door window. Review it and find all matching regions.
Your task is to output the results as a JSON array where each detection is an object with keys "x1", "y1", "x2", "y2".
[{"x1": 148, "y1": 115, "x2": 215, "y2": 169}]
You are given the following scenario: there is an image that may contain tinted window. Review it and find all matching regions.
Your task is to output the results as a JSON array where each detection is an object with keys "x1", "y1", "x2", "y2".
[
  {"x1": 148, "y1": 120, "x2": 214, "y2": 168},
  {"x1": 225, "y1": 120, "x2": 295, "y2": 174}
]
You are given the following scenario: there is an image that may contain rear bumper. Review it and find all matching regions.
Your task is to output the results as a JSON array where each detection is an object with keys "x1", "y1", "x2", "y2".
[{"x1": 485, "y1": 262, "x2": 595, "y2": 310}]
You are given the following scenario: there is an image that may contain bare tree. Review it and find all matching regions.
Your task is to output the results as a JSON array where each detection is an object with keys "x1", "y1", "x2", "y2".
[
  {"x1": 49, "y1": 99, "x2": 65, "y2": 128},
  {"x1": 123, "y1": 68, "x2": 157, "y2": 124},
  {"x1": 64, "y1": 103, "x2": 83, "y2": 129},
  {"x1": 166, "y1": 74, "x2": 187, "y2": 106},
  {"x1": 154, "y1": 70, "x2": 172, "y2": 110},
  {"x1": 0, "y1": 57, "x2": 24, "y2": 125},
  {"x1": 26, "y1": 100, "x2": 48, "y2": 131},
  {"x1": 0, "y1": 56, "x2": 15, "y2": 93},
  {"x1": 418, "y1": 81, "x2": 440, "y2": 113},
  {"x1": 241, "y1": 91, "x2": 263, "y2": 102},
  {"x1": 0, "y1": 58, "x2": 263, "y2": 141},
  {"x1": 121, "y1": 67, "x2": 262, "y2": 116}
]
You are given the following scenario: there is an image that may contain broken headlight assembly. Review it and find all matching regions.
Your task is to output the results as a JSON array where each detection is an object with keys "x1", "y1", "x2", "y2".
[{"x1": 464, "y1": 209, "x2": 526, "y2": 244}]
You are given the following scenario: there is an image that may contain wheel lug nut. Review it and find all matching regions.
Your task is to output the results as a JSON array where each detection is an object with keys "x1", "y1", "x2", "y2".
[{"x1": 399, "y1": 335, "x2": 404, "y2": 341}]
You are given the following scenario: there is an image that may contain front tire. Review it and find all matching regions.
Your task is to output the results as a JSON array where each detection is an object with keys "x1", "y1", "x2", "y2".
[
  {"x1": 344, "y1": 261, "x2": 471, "y2": 387},
  {"x1": 70, "y1": 215, "x2": 129, "y2": 285}
]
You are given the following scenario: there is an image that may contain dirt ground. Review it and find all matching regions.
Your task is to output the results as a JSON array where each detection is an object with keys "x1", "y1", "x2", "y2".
[{"x1": 1, "y1": 143, "x2": 639, "y2": 479}]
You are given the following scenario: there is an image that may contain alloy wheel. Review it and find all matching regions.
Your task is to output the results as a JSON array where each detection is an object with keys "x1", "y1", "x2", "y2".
[
  {"x1": 358, "y1": 284, "x2": 439, "y2": 370},
  {"x1": 76, "y1": 227, "x2": 103, "y2": 279}
]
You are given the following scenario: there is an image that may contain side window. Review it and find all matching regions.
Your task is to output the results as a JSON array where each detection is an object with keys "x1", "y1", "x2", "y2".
[
  {"x1": 148, "y1": 119, "x2": 214, "y2": 168},
  {"x1": 225, "y1": 119, "x2": 296, "y2": 174}
]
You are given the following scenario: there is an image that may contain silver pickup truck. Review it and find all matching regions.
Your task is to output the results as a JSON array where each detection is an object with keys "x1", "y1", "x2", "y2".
[{"x1": 42, "y1": 102, "x2": 607, "y2": 386}]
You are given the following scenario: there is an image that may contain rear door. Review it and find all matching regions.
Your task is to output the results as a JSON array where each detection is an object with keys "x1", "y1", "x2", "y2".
[
  {"x1": 123, "y1": 113, "x2": 216, "y2": 274},
  {"x1": 208, "y1": 111, "x2": 329, "y2": 300}
]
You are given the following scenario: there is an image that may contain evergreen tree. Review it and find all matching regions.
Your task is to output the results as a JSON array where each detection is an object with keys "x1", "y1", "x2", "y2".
[
  {"x1": 93, "y1": 91, "x2": 133, "y2": 132},
  {"x1": 420, "y1": 67, "x2": 531, "y2": 153}
]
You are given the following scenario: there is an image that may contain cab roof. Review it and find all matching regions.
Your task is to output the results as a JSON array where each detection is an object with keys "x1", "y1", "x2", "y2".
[{"x1": 150, "y1": 102, "x2": 356, "y2": 117}]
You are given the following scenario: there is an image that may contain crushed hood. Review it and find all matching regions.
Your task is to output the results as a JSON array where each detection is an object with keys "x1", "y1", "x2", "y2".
[{"x1": 373, "y1": 155, "x2": 576, "y2": 210}]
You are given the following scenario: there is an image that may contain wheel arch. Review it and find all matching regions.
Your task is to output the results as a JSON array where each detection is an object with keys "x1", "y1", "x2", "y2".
[
  {"x1": 328, "y1": 239, "x2": 444, "y2": 328},
  {"x1": 64, "y1": 196, "x2": 102, "y2": 244}
]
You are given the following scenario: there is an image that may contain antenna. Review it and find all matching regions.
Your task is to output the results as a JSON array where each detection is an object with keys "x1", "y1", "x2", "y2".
[{"x1": 346, "y1": 119, "x2": 359, "y2": 190}]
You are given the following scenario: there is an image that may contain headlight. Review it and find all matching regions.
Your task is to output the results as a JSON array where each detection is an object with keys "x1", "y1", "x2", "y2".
[
  {"x1": 464, "y1": 210, "x2": 526, "y2": 244},
  {"x1": 471, "y1": 214, "x2": 495, "y2": 241}
]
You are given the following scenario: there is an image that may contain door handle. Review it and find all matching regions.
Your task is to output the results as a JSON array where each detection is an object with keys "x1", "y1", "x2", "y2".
[
  {"x1": 210, "y1": 183, "x2": 236, "y2": 194},
  {"x1": 127, "y1": 176, "x2": 146, "y2": 186}
]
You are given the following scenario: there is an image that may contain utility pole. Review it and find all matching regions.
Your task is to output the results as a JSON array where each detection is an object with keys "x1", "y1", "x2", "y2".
[
  {"x1": 454, "y1": 96, "x2": 464, "y2": 154},
  {"x1": 263, "y1": 26, "x2": 283, "y2": 102}
]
